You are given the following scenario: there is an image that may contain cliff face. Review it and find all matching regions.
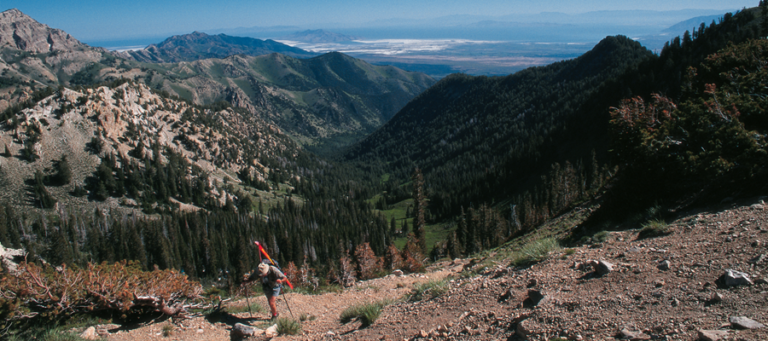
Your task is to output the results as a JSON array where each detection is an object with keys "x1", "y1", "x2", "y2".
[{"x1": 0, "y1": 8, "x2": 83, "y2": 53}]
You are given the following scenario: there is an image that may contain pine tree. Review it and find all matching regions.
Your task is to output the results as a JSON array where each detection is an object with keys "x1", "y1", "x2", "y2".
[
  {"x1": 762, "y1": 0, "x2": 768, "y2": 37},
  {"x1": 53, "y1": 156, "x2": 72, "y2": 185},
  {"x1": 32, "y1": 170, "x2": 56, "y2": 209}
]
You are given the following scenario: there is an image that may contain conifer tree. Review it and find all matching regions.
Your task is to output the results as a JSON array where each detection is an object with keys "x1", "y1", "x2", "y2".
[
  {"x1": 762, "y1": 0, "x2": 768, "y2": 37},
  {"x1": 53, "y1": 156, "x2": 72, "y2": 185},
  {"x1": 32, "y1": 170, "x2": 56, "y2": 209}
]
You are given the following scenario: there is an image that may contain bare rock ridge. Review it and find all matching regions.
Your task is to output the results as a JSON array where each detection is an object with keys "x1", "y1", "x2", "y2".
[
  {"x1": 117, "y1": 31, "x2": 317, "y2": 63},
  {"x1": 0, "y1": 8, "x2": 83, "y2": 53}
]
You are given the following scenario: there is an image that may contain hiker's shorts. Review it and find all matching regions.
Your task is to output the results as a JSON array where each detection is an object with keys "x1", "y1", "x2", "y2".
[{"x1": 264, "y1": 285, "x2": 281, "y2": 298}]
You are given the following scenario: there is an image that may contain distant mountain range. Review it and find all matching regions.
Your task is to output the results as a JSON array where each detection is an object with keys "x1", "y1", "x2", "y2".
[
  {"x1": 661, "y1": 14, "x2": 724, "y2": 34},
  {"x1": 116, "y1": 31, "x2": 317, "y2": 63},
  {"x1": 279, "y1": 29, "x2": 361, "y2": 43}
]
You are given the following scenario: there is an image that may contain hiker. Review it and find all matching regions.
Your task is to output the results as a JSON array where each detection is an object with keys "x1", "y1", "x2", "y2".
[{"x1": 248, "y1": 262, "x2": 286, "y2": 319}]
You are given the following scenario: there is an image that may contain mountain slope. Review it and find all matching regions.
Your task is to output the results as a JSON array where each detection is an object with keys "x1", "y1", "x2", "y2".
[
  {"x1": 0, "y1": 8, "x2": 84, "y2": 53},
  {"x1": 118, "y1": 31, "x2": 317, "y2": 63},
  {"x1": 0, "y1": 81, "x2": 298, "y2": 213},
  {"x1": 343, "y1": 36, "x2": 654, "y2": 225},
  {"x1": 142, "y1": 51, "x2": 435, "y2": 149}
]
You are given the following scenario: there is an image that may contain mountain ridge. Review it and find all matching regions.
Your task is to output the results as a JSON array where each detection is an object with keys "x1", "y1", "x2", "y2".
[
  {"x1": 279, "y1": 29, "x2": 361, "y2": 43},
  {"x1": 117, "y1": 31, "x2": 317, "y2": 63},
  {"x1": 0, "y1": 8, "x2": 85, "y2": 53}
]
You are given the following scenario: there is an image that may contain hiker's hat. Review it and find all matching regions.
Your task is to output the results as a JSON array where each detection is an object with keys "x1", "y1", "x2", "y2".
[{"x1": 258, "y1": 262, "x2": 269, "y2": 275}]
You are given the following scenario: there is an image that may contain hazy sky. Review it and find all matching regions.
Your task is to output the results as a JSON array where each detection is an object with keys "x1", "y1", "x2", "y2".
[{"x1": 1, "y1": 0, "x2": 755, "y2": 41}]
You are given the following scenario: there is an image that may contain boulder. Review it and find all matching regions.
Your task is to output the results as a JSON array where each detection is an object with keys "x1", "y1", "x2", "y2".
[
  {"x1": 265, "y1": 324, "x2": 278, "y2": 338},
  {"x1": 596, "y1": 260, "x2": 614, "y2": 276},
  {"x1": 79, "y1": 327, "x2": 99, "y2": 340},
  {"x1": 657, "y1": 260, "x2": 671, "y2": 271},
  {"x1": 232, "y1": 323, "x2": 261, "y2": 337},
  {"x1": 516, "y1": 318, "x2": 541, "y2": 338},
  {"x1": 729, "y1": 316, "x2": 765, "y2": 330},
  {"x1": 393, "y1": 269, "x2": 404, "y2": 277},
  {"x1": 718, "y1": 269, "x2": 753, "y2": 287},
  {"x1": 709, "y1": 292, "x2": 723, "y2": 303}
]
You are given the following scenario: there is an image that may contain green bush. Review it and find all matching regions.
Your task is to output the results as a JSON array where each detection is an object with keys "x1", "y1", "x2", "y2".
[
  {"x1": 275, "y1": 317, "x2": 302, "y2": 335},
  {"x1": 592, "y1": 231, "x2": 610, "y2": 243},
  {"x1": 511, "y1": 237, "x2": 560, "y2": 266},
  {"x1": 339, "y1": 299, "x2": 394, "y2": 327},
  {"x1": 410, "y1": 279, "x2": 449, "y2": 302},
  {"x1": 638, "y1": 219, "x2": 671, "y2": 239}
]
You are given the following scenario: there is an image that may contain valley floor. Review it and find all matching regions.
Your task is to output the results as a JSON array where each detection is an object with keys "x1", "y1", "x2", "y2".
[{"x1": 100, "y1": 198, "x2": 768, "y2": 341}]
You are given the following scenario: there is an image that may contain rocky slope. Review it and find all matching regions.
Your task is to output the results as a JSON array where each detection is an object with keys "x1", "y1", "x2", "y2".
[
  {"x1": 0, "y1": 80, "x2": 295, "y2": 212},
  {"x1": 117, "y1": 32, "x2": 317, "y2": 63},
  {"x1": 0, "y1": 8, "x2": 84, "y2": 53},
  {"x1": 69, "y1": 197, "x2": 768, "y2": 341}
]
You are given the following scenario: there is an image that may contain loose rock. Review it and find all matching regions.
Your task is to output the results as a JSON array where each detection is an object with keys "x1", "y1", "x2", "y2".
[
  {"x1": 657, "y1": 259, "x2": 671, "y2": 270},
  {"x1": 232, "y1": 323, "x2": 260, "y2": 337},
  {"x1": 264, "y1": 324, "x2": 278, "y2": 338},
  {"x1": 79, "y1": 327, "x2": 99, "y2": 340},
  {"x1": 698, "y1": 329, "x2": 729, "y2": 341},
  {"x1": 719, "y1": 269, "x2": 753, "y2": 287},
  {"x1": 596, "y1": 260, "x2": 614, "y2": 276},
  {"x1": 620, "y1": 327, "x2": 651, "y2": 340},
  {"x1": 729, "y1": 316, "x2": 765, "y2": 330}
]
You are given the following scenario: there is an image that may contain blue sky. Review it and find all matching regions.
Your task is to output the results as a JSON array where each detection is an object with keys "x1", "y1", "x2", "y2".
[{"x1": 1, "y1": 0, "x2": 755, "y2": 42}]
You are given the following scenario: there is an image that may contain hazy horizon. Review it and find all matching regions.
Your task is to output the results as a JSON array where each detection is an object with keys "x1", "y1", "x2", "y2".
[{"x1": 1, "y1": 0, "x2": 753, "y2": 42}]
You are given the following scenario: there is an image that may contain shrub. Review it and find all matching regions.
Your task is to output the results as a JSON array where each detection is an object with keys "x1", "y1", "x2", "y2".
[
  {"x1": 511, "y1": 238, "x2": 560, "y2": 266},
  {"x1": 0, "y1": 260, "x2": 204, "y2": 323},
  {"x1": 276, "y1": 317, "x2": 302, "y2": 335},
  {"x1": 162, "y1": 324, "x2": 174, "y2": 337},
  {"x1": 638, "y1": 219, "x2": 671, "y2": 239},
  {"x1": 410, "y1": 279, "x2": 449, "y2": 302},
  {"x1": 592, "y1": 231, "x2": 610, "y2": 243},
  {"x1": 339, "y1": 299, "x2": 394, "y2": 327}
]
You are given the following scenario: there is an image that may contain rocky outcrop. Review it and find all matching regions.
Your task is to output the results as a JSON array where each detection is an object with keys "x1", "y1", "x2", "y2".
[
  {"x1": 0, "y1": 242, "x2": 26, "y2": 274},
  {"x1": 0, "y1": 8, "x2": 83, "y2": 53}
]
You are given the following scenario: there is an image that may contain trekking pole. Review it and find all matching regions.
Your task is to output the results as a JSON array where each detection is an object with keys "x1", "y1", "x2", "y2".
[
  {"x1": 280, "y1": 289, "x2": 295, "y2": 319},
  {"x1": 244, "y1": 283, "x2": 253, "y2": 318}
]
